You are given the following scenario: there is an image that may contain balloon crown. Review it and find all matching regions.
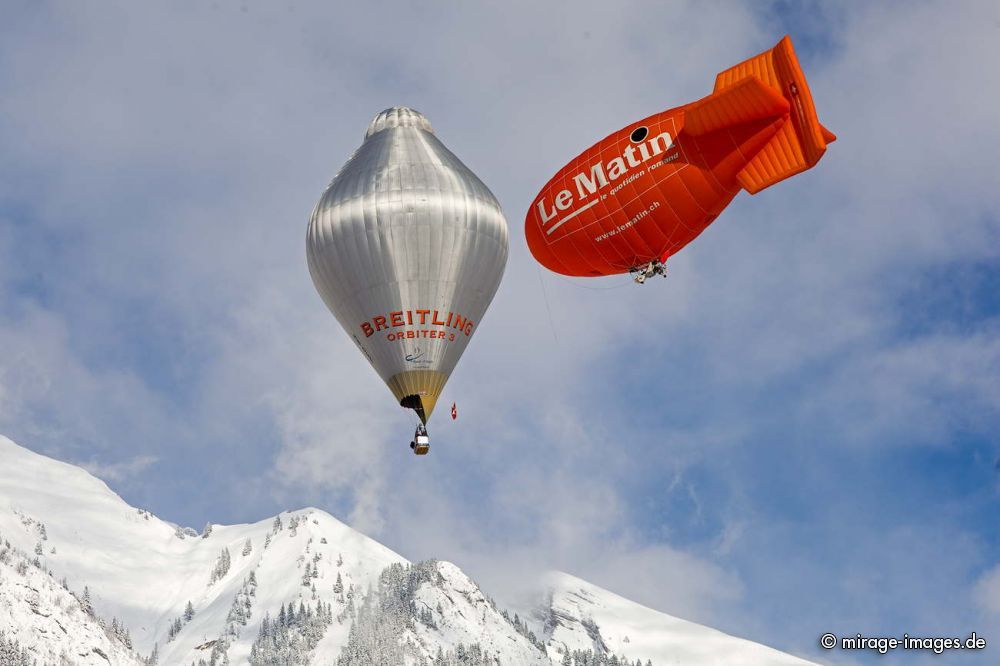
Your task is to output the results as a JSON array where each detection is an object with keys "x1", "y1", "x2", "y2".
[{"x1": 365, "y1": 107, "x2": 435, "y2": 139}]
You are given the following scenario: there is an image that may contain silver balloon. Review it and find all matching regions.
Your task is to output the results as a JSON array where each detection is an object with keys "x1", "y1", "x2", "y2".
[{"x1": 307, "y1": 107, "x2": 509, "y2": 424}]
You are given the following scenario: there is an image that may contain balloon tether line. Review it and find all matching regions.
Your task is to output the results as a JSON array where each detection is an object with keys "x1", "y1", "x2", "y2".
[{"x1": 535, "y1": 264, "x2": 559, "y2": 342}]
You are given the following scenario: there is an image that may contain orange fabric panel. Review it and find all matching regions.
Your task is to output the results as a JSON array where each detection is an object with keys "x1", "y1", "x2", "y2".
[
  {"x1": 684, "y1": 76, "x2": 789, "y2": 136},
  {"x1": 716, "y1": 35, "x2": 831, "y2": 193}
]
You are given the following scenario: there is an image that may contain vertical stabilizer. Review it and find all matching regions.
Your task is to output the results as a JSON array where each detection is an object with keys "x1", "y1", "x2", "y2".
[{"x1": 713, "y1": 36, "x2": 835, "y2": 193}]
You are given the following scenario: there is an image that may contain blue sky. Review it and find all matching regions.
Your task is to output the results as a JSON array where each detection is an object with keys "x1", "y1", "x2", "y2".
[{"x1": 1, "y1": 1, "x2": 999, "y2": 664}]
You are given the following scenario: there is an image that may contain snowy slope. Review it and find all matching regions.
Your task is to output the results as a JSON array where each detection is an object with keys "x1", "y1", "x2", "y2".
[
  {"x1": 407, "y1": 561, "x2": 549, "y2": 664},
  {"x1": 538, "y1": 572, "x2": 815, "y2": 665},
  {"x1": 0, "y1": 435, "x2": 405, "y2": 664},
  {"x1": 326, "y1": 559, "x2": 551, "y2": 666},
  {"x1": 0, "y1": 534, "x2": 141, "y2": 665},
  {"x1": 0, "y1": 435, "x2": 816, "y2": 665}
]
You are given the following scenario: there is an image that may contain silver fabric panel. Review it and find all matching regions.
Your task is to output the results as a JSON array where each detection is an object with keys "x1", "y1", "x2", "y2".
[{"x1": 307, "y1": 107, "x2": 509, "y2": 414}]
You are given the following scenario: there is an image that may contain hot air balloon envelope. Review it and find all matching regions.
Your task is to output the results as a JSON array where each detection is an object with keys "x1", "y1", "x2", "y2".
[{"x1": 308, "y1": 107, "x2": 509, "y2": 424}]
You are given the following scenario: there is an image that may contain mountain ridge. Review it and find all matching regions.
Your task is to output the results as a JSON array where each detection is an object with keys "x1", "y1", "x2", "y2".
[{"x1": 0, "y1": 434, "x2": 816, "y2": 665}]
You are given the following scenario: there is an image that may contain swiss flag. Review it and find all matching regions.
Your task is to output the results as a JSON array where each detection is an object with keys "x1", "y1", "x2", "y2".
[{"x1": 450, "y1": 402, "x2": 457, "y2": 420}]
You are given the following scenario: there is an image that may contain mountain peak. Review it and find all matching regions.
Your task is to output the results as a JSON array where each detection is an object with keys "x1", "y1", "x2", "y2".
[
  {"x1": 0, "y1": 433, "x2": 815, "y2": 665},
  {"x1": 540, "y1": 570, "x2": 816, "y2": 665}
]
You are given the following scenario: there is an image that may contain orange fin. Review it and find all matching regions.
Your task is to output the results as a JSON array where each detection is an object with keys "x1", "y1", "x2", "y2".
[
  {"x1": 714, "y1": 35, "x2": 834, "y2": 194},
  {"x1": 684, "y1": 76, "x2": 789, "y2": 136}
]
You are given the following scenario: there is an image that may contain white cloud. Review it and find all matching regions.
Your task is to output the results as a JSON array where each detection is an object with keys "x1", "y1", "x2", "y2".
[
  {"x1": 0, "y1": 304, "x2": 174, "y2": 461},
  {"x1": 0, "y1": 2, "x2": 999, "y2": 661},
  {"x1": 77, "y1": 454, "x2": 158, "y2": 483},
  {"x1": 974, "y1": 564, "x2": 1000, "y2": 617}
]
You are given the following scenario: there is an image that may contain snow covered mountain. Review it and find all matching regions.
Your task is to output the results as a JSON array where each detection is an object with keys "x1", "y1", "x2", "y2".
[
  {"x1": 537, "y1": 572, "x2": 813, "y2": 665},
  {"x1": 0, "y1": 535, "x2": 141, "y2": 665},
  {"x1": 0, "y1": 435, "x2": 816, "y2": 665}
]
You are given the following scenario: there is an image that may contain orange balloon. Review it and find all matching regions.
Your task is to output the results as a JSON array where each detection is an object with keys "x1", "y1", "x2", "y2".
[{"x1": 525, "y1": 36, "x2": 835, "y2": 277}]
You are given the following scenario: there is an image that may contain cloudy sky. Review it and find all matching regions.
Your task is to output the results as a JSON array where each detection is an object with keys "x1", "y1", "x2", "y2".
[{"x1": 1, "y1": 1, "x2": 999, "y2": 663}]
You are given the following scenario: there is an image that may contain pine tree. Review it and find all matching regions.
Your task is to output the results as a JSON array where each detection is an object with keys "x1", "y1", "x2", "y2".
[
  {"x1": 184, "y1": 600, "x2": 195, "y2": 621},
  {"x1": 333, "y1": 572, "x2": 343, "y2": 594},
  {"x1": 81, "y1": 586, "x2": 94, "y2": 616},
  {"x1": 0, "y1": 631, "x2": 32, "y2": 666},
  {"x1": 167, "y1": 616, "x2": 183, "y2": 642},
  {"x1": 210, "y1": 547, "x2": 232, "y2": 584},
  {"x1": 202, "y1": 522, "x2": 213, "y2": 538},
  {"x1": 209, "y1": 639, "x2": 229, "y2": 665},
  {"x1": 248, "y1": 600, "x2": 332, "y2": 666},
  {"x1": 242, "y1": 537, "x2": 252, "y2": 556}
]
